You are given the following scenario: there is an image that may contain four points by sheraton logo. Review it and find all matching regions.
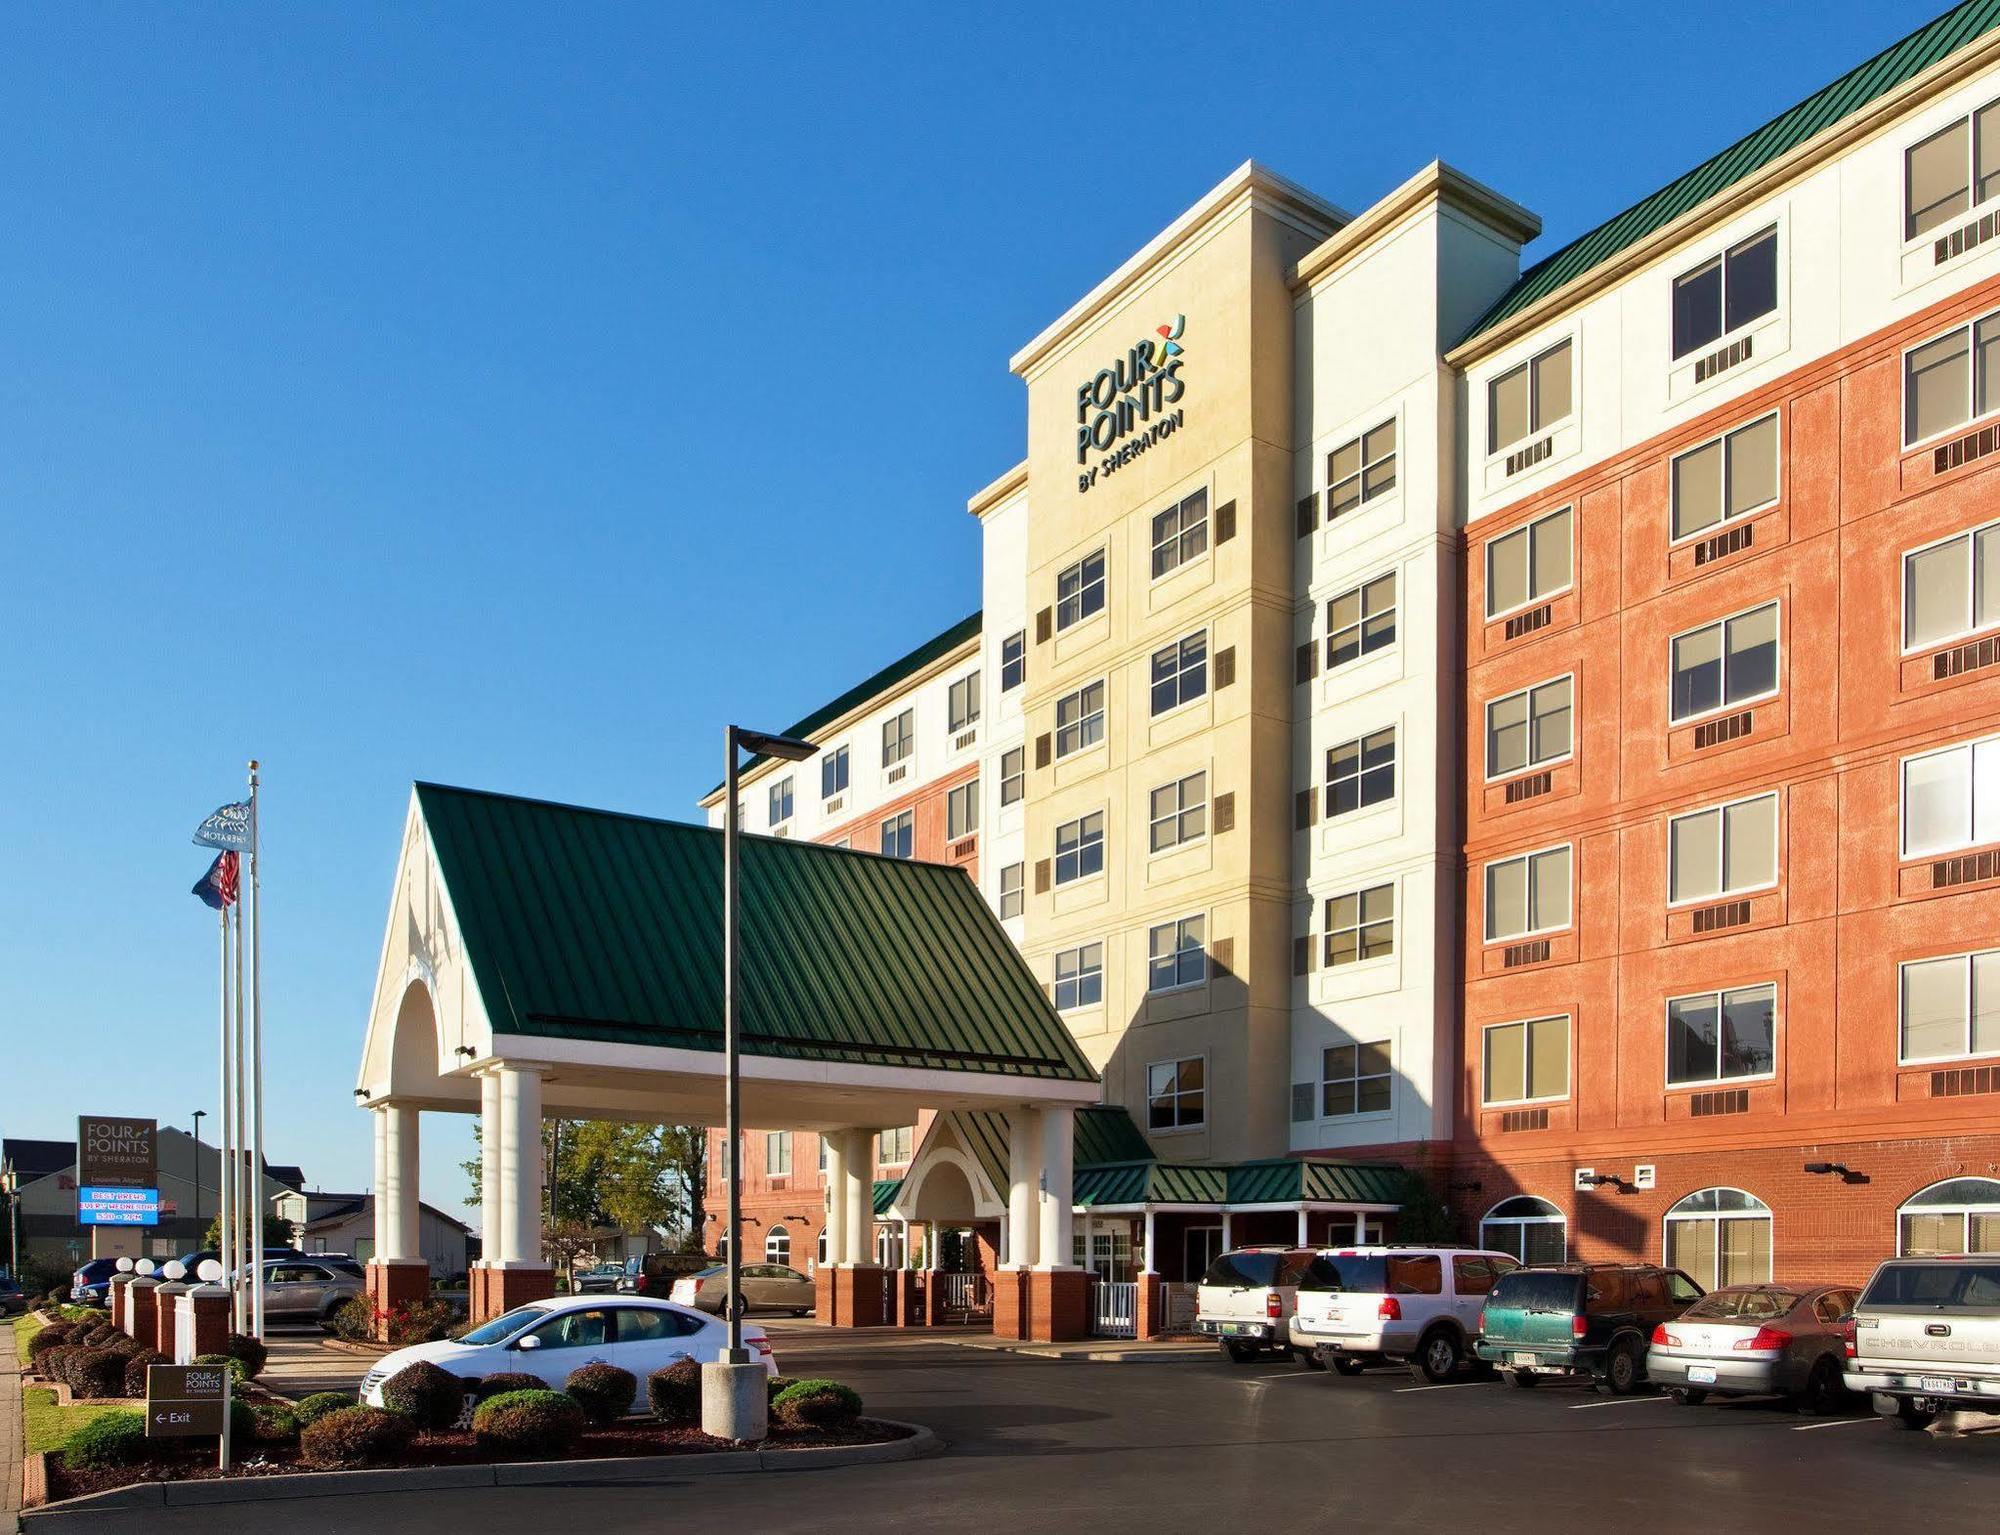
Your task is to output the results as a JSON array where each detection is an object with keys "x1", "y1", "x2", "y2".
[{"x1": 1075, "y1": 314, "x2": 1187, "y2": 493}]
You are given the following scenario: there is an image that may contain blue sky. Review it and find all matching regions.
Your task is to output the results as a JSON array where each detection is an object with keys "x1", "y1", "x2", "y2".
[{"x1": 0, "y1": 1, "x2": 1947, "y2": 1229}]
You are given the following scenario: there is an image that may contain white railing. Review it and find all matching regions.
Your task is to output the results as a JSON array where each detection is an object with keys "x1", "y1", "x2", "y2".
[
  {"x1": 1090, "y1": 1280, "x2": 1137, "y2": 1338},
  {"x1": 934, "y1": 1271, "x2": 990, "y2": 1322}
]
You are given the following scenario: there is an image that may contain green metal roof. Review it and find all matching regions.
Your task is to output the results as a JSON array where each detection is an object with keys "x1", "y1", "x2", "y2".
[
  {"x1": 1462, "y1": 0, "x2": 2000, "y2": 343},
  {"x1": 873, "y1": 1178, "x2": 903, "y2": 1216},
  {"x1": 704, "y1": 610, "x2": 982, "y2": 796},
  {"x1": 944, "y1": 1106, "x2": 1155, "y2": 1196},
  {"x1": 416, "y1": 781, "x2": 1094, "y2": 1081},
  {"x1": 1071, "y1": 1157, "x2": 1406, "y2": 1208}
]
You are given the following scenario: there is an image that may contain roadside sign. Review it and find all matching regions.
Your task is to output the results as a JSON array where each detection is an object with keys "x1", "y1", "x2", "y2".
[
  {"x1": 79, "y1": 1187, "x2": 162, "y2": 1226},
  {"x1": 77, "y1": 1117, "x2": 157, "y2": 1188},
  {"x1": 146, "y1": 1363, "x2": 230, "y2": 1439}
]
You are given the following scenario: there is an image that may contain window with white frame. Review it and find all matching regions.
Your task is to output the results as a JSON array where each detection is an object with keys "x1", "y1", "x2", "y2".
[
  {"x1": 821, "y1": 745, "x2": 849, "y2": 799},
  {"x1": 1056, "y1": 549, "x2": 1106, "y2": 629},
  {"x1": 1899, "y1": 1176, "x2": 2000, "y2": 1256},
  {"x1": 1668, "y1": 793, "x2": 1777, "y2": 903},
  {"x1": 768, "y1": 777, "x2": 794, "y2": 824},
  {"x1": 1325, "y1": 727, "x2": 1395, "y2": 817},
  {"x1": 1327, "y1": 419, "x2": 1397, "y2": 518},
  {"x1": 879, "y1": 809, "x2": 914, "y2": 859},
  {"x1": 882, "y1": 709, "x2": 913, "y2": 767},
  {"x1": 1485, "y1": 845, "x2": 1571, "y2": 942},
  {"x1": 1148, "y1": 771, "x2": 1207, "y2": 853},
  {"x1": 1053, "y1": 941, "x2": 1103, "y2": 1010},
  {"x1": 1664, "y1": 1188, "x2": 1772, "y2": 1289},
  {"x1": 1054, "y1": 811, "x2": 1104, "y2": 883},
  {"x1": 1902, "y1": 734, "x2": 2000, "y2": 857},
  {"x1": 998, "y1": 861, "x2": 1024, "y2": 920},
  {"x1": 948, "y1": 671, "x2": 981, "y2": 733},
  {"x1": 1900, "y1": 948, "x2": 2000, "y2": 1063},
  {"x1": 1667, "y1": 983, "x2": 1777, "y2": 1086},
  {"x1": 947, "y1": 779, "x2": 979, "y2": 840},
  {"x1": 1486, "y1": 506, "x2": 1572, "y2": 617},
  {"x1": 1151, "y1": 488, "x2": 1209, "y2": 579},
  {"x1": 1322, "y1": 1041, "x2": 1391, "y2": 1117},
  {"x1": 1327, "y1": 573, "x2": 1396, "y2": 669},
  {"x1": 1672, "y1": 414, "x2": 1779, "y2": 540},
  {"x1": 1671, "y1": 227, "x2": 1777, "y2": 359},
  {"x1": 1670, "y1": 602, "x2": 1778, "y2": 721},
  {"x1": 1055, "y1": 680, "x2": 1105, "y2": 757},
  {"x1": 1147, "y1": 915, "x2": 1206, "y2": 991},
  {"x1": 1905, "y1": 520, "x2": 2000, "y2": 649},
  {"x1": 1482, "y1": 1015, "x2": 1568, "y2": 1106},
  {"x1": 1000, "y1": 629, "x2": 1026, "y2": 691},
  {"x1": 1146, "y1": 1056, "x2": 1204, "y2": 1131},
  {"x1": 1904, "y1": 309, "x2": 2000, "y2": 444},
  {"x1": 1486, "y1": 676, "x2": 1572, "y2": 778},
  {"x1": 1487, "y1": 339, "x2": 1572, "y2": 454},
  {"x1": 765, "y1": 1225, "x2": 791, "y2": 1264},
  {"x1": 878, "y1": 1125, "x2": 914, "y2": 1165},
  {"x1": 1149, "y1": 632, "x2": 1207, "y2": 715},
  {"x1": 1000, "y1": 746, "x2": 1024, "y2": 806},
  {"x1": 766, "y1": 1131, "x2": 792, "y2": 1178},
  {"x1": 1324, "y1": 884, "x2": 1393, "y2": 967},
  {"x1": 1481, "y1": 1195, "x2": 1567, "y2": 1265},
  {"x1": 1906, "y1": 99, "x2": 2000, "y2": 240}
]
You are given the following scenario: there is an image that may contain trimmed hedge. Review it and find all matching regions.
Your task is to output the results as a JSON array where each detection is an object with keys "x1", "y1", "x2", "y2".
[
  {"x1": 772, "y1": 1378, "x2": 863, "y2": 1430},
  {"x1": 194, "y1": 1353, "x2": 249, "y2": 1386},
  {"x1": 251, "y1": 1404, "x2": 300, "y2": 1444},
  {"x1": 563, "y1": 1362, "x2": 637, "y2": 1426},
  {"x1": 297, "y1": 1406, "x2": 417, "y2": 1470},
  {"x1": 379, "y1": 1360, "x2": 467, "y2": 1430},
  {"x1": 123, "y1": 1350, "x2": 168, "y2": 1399},
  {"x1": 646, "y1": 1358, "x2": 702, "y2": 1427},
  {"x1": 27, "y1": 1322, "x2": 74, "y2": 1357},
  {"x1": 475, "y1": 1371, "x2": 546, "y2": 1401},
  {"x1": 225, "y1": 1331, "x2": 269, "y2": 1380},
  {"x1": 292, "y1": 1392, "x2": 355, "y2": 1428},
  {"x1": 64, "y1": 1411, "x2": 149, "y2": 1469},
  {"x1": 766, "y1": 1374, "x2": 797, "y2": 1403},
  {"x1": 472, "y1": 1389, "x2": 585, "y2": 1458},
  {"x1": 67, "y1": 1349, "x2": 132, "y2": 1401}
]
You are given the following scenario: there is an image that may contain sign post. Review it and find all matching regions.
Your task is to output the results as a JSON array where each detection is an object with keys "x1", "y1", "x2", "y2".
[{"x1": 145, "y1": 1362, "x2": 232, "y2": 1472}]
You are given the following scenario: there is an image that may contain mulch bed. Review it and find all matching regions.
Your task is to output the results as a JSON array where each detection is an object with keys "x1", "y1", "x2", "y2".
[{"x1": 46, "y1": 1419, "x2": 914, "y2": 1501}]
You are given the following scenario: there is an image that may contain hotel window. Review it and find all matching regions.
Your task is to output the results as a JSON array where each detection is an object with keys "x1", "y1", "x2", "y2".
[
  {"x1": 1147, "y1": 915, "x2": 1206, "y2": 991},
  {"x1": 1671, "y1": 414, "x2": 1779, "y2": 540},
  {"x1": 1484, "y1": 845, "x2": 1572, "y2": 942},
  {"x1": 1000, "y1": 746, "x2": 1024, "y2": 806},
  {"x1": 1327, "y1": 419, "x2": 1397, "y2": 519},
  {"x1": 1327, "y1": 573, "x2": 1396, "y2": 669},
  {"x1": 766, "y1": 1131, "x2": 792, "y2": 1178},
  {"x1": 821, "y1": 745, "x2": 849, "y2": 799},
  {"x1": 882, "y1": 709, "x2": 913, "y2": 767},
  {"x1": 1324, "y1": 884, "x2": 1394, "y2": 967},
  {"x1": 1056, "y1": 549, "x2": 1106, "y2": 629},
  {"x1": 1000, "y1": 629, "x2": 1026, "y2": 691},
  {"x1": 1151, "y1": 488, "x2": 1208, "y2": 579},
  {"x1": 1905, "y1": 520, "x2": 2000, "y2": 649},
  {"x1": 1322, "y1": 1042, "x2": 1392, "y2": 1118},
  {"x1": 1670, "y1": 602, "x2": 1778, "y2": 722},
  {"x1": 1671, "y1": 226, "x2": 1777, "y2": 359},
  {"x1": 1487, "y1": 339, "x2": 1572, "y2": 454},
  {"x1": 947, "y1": 780, "x2": 980, "y2": 840},
  {"x1": 1902, "y1": 949, "x2": 2000, "y2": 1063},
  {"x1": 878, "y1": 1125, "x2": 914, "y2": 1165},
  {"x1": 1148, "y1": 771, "x2": 1207, "y2": 853},
  {"x1": 998, "y1": 861, "x2": 1024, "y2": 920},
  {"x1": 1485, "y1": 676, "x2": 1572, "y2": 778},
  {"x1": 1899, "y1": 1177, "x2": 2000, "y2": 1256},
  {"x1": 948, "y1": 671, "x2": 981, "y2": 733},
  {"x1": 768, "y1": 777, "x2": 794, "y2": 824},
  {"x1": 1668, "y1": 792, "x2": 1777, "y2": 904},
  {"x1": 1486, "y1": 507, "x2": 1572, "y2": 618},
  {"x1": 1054, "y1": 811, "x2": 1104, "y2": 884},
  {"x1": 1146, "y1": 1056, "x2": 1205, "y2": 1131},
  {"x1": 1149, "y1": 632, "x2": 1207, "y2": 715},
  {"x1": 1664, "y1": 1189, "x2": 1772, "y2": 1290},
  {"x1": 818, "y1": 1137, "x2": 828, "y2": 1173},
  {"x1": 1902, "y1": 734, "x2": 2000, "y2": 857},
  {"x1": 879, "y1": 809, "x2": 913, "y2": 859},
  {"x1": 1667, "y1": 983, "x2": 1777, "y2": 1086},
  {"x1": 1906, "y1": 100, "x2": 2000, "y2": 239},
  {"x1": 1482, "y1": 1015, "x2": 1569, "y2": 1106},
  {"x1": 1055, "y1": 681, "x2": 1105, "y2": 757},
  {"x1": 1904, "y1": 309, "x2": 2000, "y2": 444},
  {"x1": 1325, "y1": 727, "x2": 1396, "y2": 818},
  {"x1": 1054, "y1": 942, "x2": 1103, "y2": 1010}
]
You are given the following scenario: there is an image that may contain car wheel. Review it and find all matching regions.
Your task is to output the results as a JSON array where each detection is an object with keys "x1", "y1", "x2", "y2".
[
  {"x1": 1412, "y1": 1328, "x2": 1462, "y2": 1384},
  {"x1": 1222, "y1": 1340, "x2": 1259, "y2": 1364},
  {"x1": 1292, "y1": 1346, "x2": 1324, "y2": 1370},
  {"x1": 1331, "y1": 1358, "x2": 1365, "y2": 1376},
  {"x1": 1504, "y1": 1368, "x2": 1538, "y2": 1388},
  {"x1": 1885, "y1": 1397, "x2": 1938, "y2": 1431},
  {"x1": 1668, "y1": 1386, "x2": 1708, "y2": 1406},
  {"x1": 1596, "y1": 1340, "x2": 1641, "y2": 1396},
  {"x1": 1796, "y1": 1355, "x2": 1846, "y2": 1416}
]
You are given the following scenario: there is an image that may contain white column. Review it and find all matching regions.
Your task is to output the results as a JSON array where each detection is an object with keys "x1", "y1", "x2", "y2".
[
  {"x1": 496, "y1": 1065, "x2": 546, "y2": 1266},
  {"x1": 478, "y1": 1071, "x2": 502, "y2": 1266},
  {"x1": 1037, "y1": 1104, "x2": 1074, "y2": 1269},
  {"x1": 1006, "y1": 1110, "x2": 1040, "y2": 1269},
  {"x1": 1080, "y1": 1213, "x2": 1095, "y2": 1273},
  {"x1": 823, "y1": 1133, "x2": 847, "y2": 1270},
  {"x1": 1142, "y1": 1208, "x2": 1157, "y2": 1274},
  {"x1": 843, "y1": 1129, "x2": 874, "y2": 1266},
  {"x1": 381, "y1": 1103, "x2": 420, "y2": 1262},
  {"x1": 1297, "y1": 1207, "x2": 1310, "y2": 1247},
  {"x1": 370, "y1": 1107, "x2": 390, "y2": 1261},
  {"x1": 1354, "y1": 1211, "x2": 1367, "y2": 1242},
  {"x1": 997, "y1": 1214, "x2": 1009, "y2": 1267},
  {"x1": 1221, "y1": 1211, "x2": 1233, "y2": 1250},
  {"x1": 899, "y1": 1219, "x2": 911, "y2": 1270}
]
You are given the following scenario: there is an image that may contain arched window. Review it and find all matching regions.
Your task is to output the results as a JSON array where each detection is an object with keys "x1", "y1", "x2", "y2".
[
  {"x1": 1899, "y1": 1177, "x2": 2000, "y2": 1256},
  {"x1": 1480, "y1": 1196, "x2": 1566, "y2": 1265},
  {"x1": 815, "y1": 1227, "x2": 828, "y2": 1270},
  {"x1": 765, "y1": 1225, "x2": 791, "y2": 1264},
  {"x1": 1664, "y1": 1187, "x2": 1771, "y2": 1288}
]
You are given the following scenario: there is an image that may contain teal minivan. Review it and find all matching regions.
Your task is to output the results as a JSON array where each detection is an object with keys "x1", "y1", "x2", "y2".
[{"x1": 1475, "y1": 1263, "x2": 1703, "y2": 1394}]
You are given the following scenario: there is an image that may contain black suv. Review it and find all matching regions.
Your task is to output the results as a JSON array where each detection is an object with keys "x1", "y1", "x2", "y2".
[
  {"x1": 1475, "y1": 1263, "x2": 1704, "y2": 1394},
  {"x1": 615, "y1": 1250, "x2": 716, "y2": 1296}
]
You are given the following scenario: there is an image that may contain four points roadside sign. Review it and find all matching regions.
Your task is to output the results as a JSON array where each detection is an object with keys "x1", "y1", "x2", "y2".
[{"x1": 146, "y1": 1363, "x2": 230, "y2": 1447}]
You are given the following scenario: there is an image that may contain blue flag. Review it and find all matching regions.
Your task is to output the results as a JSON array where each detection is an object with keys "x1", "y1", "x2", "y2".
[{"x1": 193, "y1": 802, "x2": 251, "y2": 851}]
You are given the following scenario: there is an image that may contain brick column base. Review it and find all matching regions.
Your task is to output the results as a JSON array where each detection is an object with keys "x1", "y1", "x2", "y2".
[
  {"x1": 892, "y1": 1269, "x2": 926, "y2": 1327},
  {"x1": 108, "y1": 1278, "x2": 128, "y2": 1330},
  {"x1": 177, "y1": 1289, "x2": 231, "y2": 1364},
  {"x1": 1027, "y1": 1268, "x2": 1090, "y2": 1342},
  {"x1": 1134, "y1": 1273, "x2": 1164, "y2": 1340},
  {"x1": 990, "y1": 1268, "x2": 1029, "y2": 1340},
  {"x1": 126, "y1": 1281, "x2": 162, "y2": 1353},
  {"x1": 813, "y1": 1265, "x2": 889, "y2": 1327},
  {"x1": 470, "y1": 1265, "x2": 555, "y2": 1328},
  {"x1": 365, "y1": 1260, "x2": 434, "y2": 1342},
  {"x1": 152, "y1": 1286, "x2": 188, "y2": 1358}
]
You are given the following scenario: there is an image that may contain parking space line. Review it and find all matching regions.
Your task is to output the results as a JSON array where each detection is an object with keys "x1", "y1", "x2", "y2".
[
  {"x1": 1394, "y1": 1381, "x2": 1495, "y2": 1393},
  {"x1": 1567, "y1": 1395, "x2": 1673, "y2": 1409},
  {"x1": 1792, "y1": 1417, "x2": 1877, "y2": 1431}
]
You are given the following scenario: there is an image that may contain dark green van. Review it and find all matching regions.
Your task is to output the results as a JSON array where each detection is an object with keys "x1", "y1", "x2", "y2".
[{"x1": 1475, "y1": 1263, "x2": 1703, "y2": 1394}]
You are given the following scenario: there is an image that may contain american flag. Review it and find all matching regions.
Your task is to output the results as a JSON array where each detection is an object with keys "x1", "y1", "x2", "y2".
[{"x1": 192, "y1": 850, "x2": 239, "y2": 909}]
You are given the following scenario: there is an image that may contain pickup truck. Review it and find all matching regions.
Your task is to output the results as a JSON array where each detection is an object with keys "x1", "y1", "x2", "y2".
[{"x1": 1843, "y1": 1255, "x2": 2000, "y2": 1429}]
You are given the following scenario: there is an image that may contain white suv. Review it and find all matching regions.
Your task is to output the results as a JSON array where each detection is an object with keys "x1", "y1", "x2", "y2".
[
  {"x1": 1290, "y1": 1246, "x2": 1520, "y2": 1381},
  {"x1": 1195, "y1": 1247, "x2": 1315, "y2": 1363}
]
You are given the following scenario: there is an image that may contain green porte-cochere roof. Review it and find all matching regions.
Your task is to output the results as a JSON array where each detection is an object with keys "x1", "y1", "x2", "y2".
[
  {"x1": 1463, "y1": 0, "x2": 2000, "y2": 343},
  {"x1": 415, "y1": 782, "x2": 1094, "y2": 1082},
  {"x1": 1071, "y1": 1157, "x2": 1408, "y2": 1209}
]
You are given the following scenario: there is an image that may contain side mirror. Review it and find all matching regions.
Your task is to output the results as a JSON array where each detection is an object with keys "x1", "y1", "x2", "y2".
[{"x1": 514, "y1": 1333, "x2": 542, "y2": 1351}]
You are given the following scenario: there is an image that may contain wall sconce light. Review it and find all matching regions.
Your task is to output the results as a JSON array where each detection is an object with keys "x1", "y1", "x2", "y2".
[
  {"x1": 1576, "y1": 1171, "x2": 1630, "y2": 1192},
  {"x1": 352, "y1": 1088, "x2": 369, "y2": 1100},
  {"x1": 1804, "y1": 1161, "x2": 1866, "y2": 1183},
  {"x1": 454, "y1": 1046, "x2": 477, "y2": 1059}
]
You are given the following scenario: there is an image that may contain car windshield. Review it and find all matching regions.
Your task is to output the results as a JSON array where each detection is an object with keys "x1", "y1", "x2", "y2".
[
  {"x1": 1202, "y1": 1252, "x2": 1289, "y2": 1288},
  {"x1": 1682, "y1": 1288, "x2": 1800, "y2": 1321},
  {"x1": 1298, "y1": 1255, "x2": 1388, "y2": 1293},
  {"x1": 1488, "y1": 1270, "x2": 1583, "y2": 1313},
  {"x1": 1862, "y1": 1262, "x2": 2000, "y2": 1309},
  {"x1": 457, "y1": 1304, "x2": 551, "y2": 1345}
]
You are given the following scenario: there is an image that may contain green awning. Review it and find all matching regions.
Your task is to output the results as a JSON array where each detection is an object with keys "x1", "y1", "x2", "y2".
[
  {"x1": 1073, "y1": 1158, "x2": 1406, "y2": 1209},
  {"x1": 872, "y1": 1178, "x2": 903, "y2": 1217}
]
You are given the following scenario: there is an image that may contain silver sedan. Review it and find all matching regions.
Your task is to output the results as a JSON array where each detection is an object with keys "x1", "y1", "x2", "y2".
[{"x1": 1647, "y1": 1283, "x2": 1859, "y2": 1411}]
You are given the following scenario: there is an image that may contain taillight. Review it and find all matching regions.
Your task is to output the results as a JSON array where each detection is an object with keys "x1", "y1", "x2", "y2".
[
  {"x1": 1735, "y1": 1325, "x2": 1791, "y2": 1352},
  {"x1": 1652, "y1": 1325, "x2": 1679, "y2": 1347},
  {"x1": 1266, "y1": 1292, "x2": 1282, "y2": 1320},
  {"x1": 1571, "y1": 1314, "x2": 1588, "y2": 1339},
  {"x1": 634, "y1": 1274, "x2": 649, "y2": 1293},
  {"x1": 1377, "y1": 1296, "x2": 1402, "y2": 1322},
  {"x1": 753, "y1": 1338, "x2": 772, "y2": 1356},
  {"x1": 1477, "y1": 1308, "x2": 1487, "y2": 1335},
  {"x1": 1841, "y1": 1320, "x2": 1857, "y2": 1360}
]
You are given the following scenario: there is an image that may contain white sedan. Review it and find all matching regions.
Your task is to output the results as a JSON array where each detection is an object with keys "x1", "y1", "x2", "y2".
[{"x1": 360, "y1": 1295, "x2": 777, "y2": 1416}]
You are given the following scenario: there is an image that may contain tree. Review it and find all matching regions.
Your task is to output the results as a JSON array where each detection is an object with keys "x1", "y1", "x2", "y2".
[
  {"x1": 1392, "y1": 1172, "x2": 1459, "y2": 1246},
  {"x1": 205, "y1": 1211, "x2": 295, "y2": 1250},
  {"x1": 460, "y1": 1119, "x2": 706, "y2": 1251}
]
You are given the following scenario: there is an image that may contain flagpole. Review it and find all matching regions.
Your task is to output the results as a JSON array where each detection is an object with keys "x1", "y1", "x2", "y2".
[
  {"x1": 218, "y1": 899, "x2": 233, "y2": 1338},
  {"x1": 231, "y1": 890, "x2": 247, "y2": 1332},
  {"x1": 248, "y1": 760, "x2": 265, "y2": 1342}
]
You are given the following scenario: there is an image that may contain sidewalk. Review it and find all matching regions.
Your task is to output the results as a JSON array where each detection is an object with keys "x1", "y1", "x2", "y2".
[{"x1": 3, "y1": 1320, "x2": 24, "y2": 1535}]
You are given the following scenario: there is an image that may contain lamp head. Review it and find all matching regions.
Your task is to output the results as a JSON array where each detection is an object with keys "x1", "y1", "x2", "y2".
[{"x1": 736, "y1": 727, "x2": 818, "y2": 762}]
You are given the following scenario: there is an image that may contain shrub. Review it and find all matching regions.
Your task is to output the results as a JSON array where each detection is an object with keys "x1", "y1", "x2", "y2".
[
  {"x1": 292, "y1": 1392, "x2": 355, "y2": 1428},
  {"x1": 386, "y1": 1299, "x2": 462, "y2": 1345},
  {"x1": 379, "y1": 1360, "x2": 467, "y2": 1431},
  {"x1": 472, "y1": 1389, "x2": 585, "y2": 1459},
  {"x1": 33, "y1": 1346, "x2": 79, "y2": 1386},
  {"x1": 326, "y1": 1297, "x2": 374, "y2": 1341},
  {"x1": 475, "y1": 1372, "x2": 546, "y2": 1401},
  {"x1": 67, "y1": 1349, "x2": 131, "y2": 1401},
  {"x1": 646, "y1": 1358, "x2": 702, "y2": 1427},
  {"x1": 765, "y1": 1375, "x2": 797, "y2": 1403},
  {"x1": 252, "y1": 1404, "x2": 300, "y2": 1444},
  {"x1": 771, "y1": 1378, "x2": 863, "y2": 1431},
  {"x1": 27, "y1": 1321, "x2": 74, "y2": 1357},
  {"x1": 194, "y1": 1353, "x2": 248, "y2": 1386},
  {"x1": 230, "y1": 1398, "x2": 260, "y2": 1445},
  {"x1": 100, "y1": 1335, "x2": 142, "y2": 1361},
  {"x1": 63, "y1": 1410, "x2": 149, "y2": 1469},
  {"x1": 297, "y1": 1406, "x2": 417, "y2": 1470},
  {"x1": 123, "y1": 1350, "x2": 167, "y2": 1399},
  {"x1": 563, "y1": 1362, "x2": 636, "y2": 1426},
  {"x1": 225, "y1": 1331, "x2": 269, "y2": 1379}
]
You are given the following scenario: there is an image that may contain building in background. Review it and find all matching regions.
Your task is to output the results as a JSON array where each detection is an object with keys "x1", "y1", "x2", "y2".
[{"x1": 273, "y1": 1188, "x2": 469, "y2": 1279}]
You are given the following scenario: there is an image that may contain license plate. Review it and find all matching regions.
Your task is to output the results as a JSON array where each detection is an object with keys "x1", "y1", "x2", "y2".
[
  {"x1": 1509, "y1": 1352, "x2": 1536, "y2": 1365},
  {"x1": 1687, "y1": 1366, "x2": 1717, "y2": 1384},
  {"x1": 1920, "y1": 1376, "x2": 1957, "y2": 1393}
]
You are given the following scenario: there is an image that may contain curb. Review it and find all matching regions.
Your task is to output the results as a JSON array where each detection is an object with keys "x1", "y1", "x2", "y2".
[
  {"x1": 18, "y1": 1420, "x2": 939, "y2": 1521},
  {"x1": 955, "y1": 1340, "x2": 1210, "y2": 1364},
  {"x1": 319, "y1": 1339, "x2": 398, "y2": 1359}
]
